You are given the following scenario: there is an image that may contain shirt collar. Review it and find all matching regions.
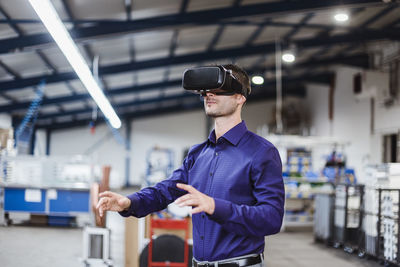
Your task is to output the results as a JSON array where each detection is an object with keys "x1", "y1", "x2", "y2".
[{"x1": 208, "y1": 120, "x2": 248, "y2": 146}]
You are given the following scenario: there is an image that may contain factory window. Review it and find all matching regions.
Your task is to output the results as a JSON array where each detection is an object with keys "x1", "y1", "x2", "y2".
[{"x1": 383, "y1": 133, "x2": 399, "y2": 163}]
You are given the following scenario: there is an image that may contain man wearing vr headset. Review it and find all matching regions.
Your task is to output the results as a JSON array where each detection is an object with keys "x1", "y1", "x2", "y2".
[{"x1": 97, "y1": 64, "x2": 284, "y2": 267}]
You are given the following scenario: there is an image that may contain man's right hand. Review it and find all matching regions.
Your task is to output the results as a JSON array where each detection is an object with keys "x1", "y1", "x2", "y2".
[{"x1": 96, "y1": 191, "x2": 131, "y2": 217}]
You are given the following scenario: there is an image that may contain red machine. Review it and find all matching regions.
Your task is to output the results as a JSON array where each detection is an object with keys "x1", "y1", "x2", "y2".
[{"x1": 148, "y1": 218, "x2": 190, "y2": 267}]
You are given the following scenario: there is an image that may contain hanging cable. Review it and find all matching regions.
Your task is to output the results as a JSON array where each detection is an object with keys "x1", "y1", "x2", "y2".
[{"x1": 275, "y1": 39, "x2": 283, "y2": 134}]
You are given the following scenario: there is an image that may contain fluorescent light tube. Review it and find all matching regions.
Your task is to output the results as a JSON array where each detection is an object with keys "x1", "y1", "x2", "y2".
[{"x1": 28, "y1": 0, "x2": 121, "y2": 129}]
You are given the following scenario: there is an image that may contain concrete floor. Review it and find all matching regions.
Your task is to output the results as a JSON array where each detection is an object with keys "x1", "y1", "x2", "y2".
[
  {"x1": 0, "y1": 218, "x2": 381, "y2": 267},
  {"x1": 265, "y1": 232, "x2": 379, "y2": 267},
  {"x1": 0, "y1": 211, "x2": 125, "y2": 267}
]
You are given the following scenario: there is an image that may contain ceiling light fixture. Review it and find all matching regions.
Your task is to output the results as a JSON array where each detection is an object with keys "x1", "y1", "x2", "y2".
[
  {"x1": 252, "y1": 76, "x2": 264, "y2": 85},
  {"x1": 28, "y1": 0, "x2": 122, "y2": 129},
  {"x1": 334, "y1": 12, "x2": 349, "y2": 23},
  {"x1": 282, "y1": 52, "x2": 295, "y2": 63}
]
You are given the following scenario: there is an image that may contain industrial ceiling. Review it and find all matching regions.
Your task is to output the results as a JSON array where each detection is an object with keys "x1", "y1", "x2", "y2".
[{"x1": 0, "y1": 0, "x2": 399, "y2": 130}]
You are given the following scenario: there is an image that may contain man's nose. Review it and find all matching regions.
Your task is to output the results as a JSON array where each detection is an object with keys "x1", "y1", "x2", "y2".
[{"x1": 206, "y1": 91, "x2": 215, "y2": 97}]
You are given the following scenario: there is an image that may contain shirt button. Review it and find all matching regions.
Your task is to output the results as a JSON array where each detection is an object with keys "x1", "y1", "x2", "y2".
[
  {"x1": 200, "y1": 236, "x2": 204, "y2": 240},
  {"x1": 210, "y1": 172, "x2": 213, "y2": 176},
  {"x1": 215, "y1": 152, "x2": 218, "y2": 156},
  {"x1": 202, "y1": 214, "x2": 205, "y2": 219}
]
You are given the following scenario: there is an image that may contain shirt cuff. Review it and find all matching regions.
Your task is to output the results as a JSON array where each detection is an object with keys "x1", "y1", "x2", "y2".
[
  {"x1": 208, "y1": 198, "x2": 232, "y2": 223},
  {"x1": 118, "y1": 193, "x2": 139, "y2": 217}
]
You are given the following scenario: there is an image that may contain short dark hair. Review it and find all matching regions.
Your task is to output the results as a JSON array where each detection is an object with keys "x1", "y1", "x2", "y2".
[{"x1": 222, "y1": 64, "x2": 251, "y2": 97}]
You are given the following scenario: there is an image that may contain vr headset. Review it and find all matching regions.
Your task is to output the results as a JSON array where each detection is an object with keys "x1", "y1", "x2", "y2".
[{"x1": 182, "y1": 66, "x2": 249, "y2": 98}]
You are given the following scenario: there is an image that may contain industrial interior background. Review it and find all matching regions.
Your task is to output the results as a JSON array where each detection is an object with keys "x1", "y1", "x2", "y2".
[{"x1": 0, "y1": 0, "x2": 400, "y2": 266}]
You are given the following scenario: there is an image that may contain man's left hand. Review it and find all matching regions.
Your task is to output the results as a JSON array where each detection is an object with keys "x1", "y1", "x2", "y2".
[{"x1": 175, "y1": 183, "x2": 215, "y2": 215}]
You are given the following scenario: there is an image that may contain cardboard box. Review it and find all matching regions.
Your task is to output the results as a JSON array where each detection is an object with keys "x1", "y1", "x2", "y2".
[
  {"x1": 125, "y1": 216, "x2": 139, "y2": 267},
  {"x1": 0, "y1": 128, "x2": 13, "y2": 149}
]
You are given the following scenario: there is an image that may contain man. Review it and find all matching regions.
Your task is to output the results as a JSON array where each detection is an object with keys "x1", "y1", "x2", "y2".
[{"x1": 97, "y1": 64, "x2": 285, "y2": 267}]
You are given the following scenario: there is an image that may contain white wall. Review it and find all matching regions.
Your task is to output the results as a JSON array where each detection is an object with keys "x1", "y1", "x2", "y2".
[
  {"x1": 305, "y1": 83, "x2": 331, "y2": 136},
  {"x1": 130, "y1": 110, "x2": 206, "y2": 185},
  {"x1": 48, "y1": 100, "x2": 284, "y2": 188},
  {"x1": 242, "y1": 100, "x2": 274, "y2": 133},
  {"x1": 0, "y1": 113, "x2": 11, "y2": 128},
  {"x1": 370, "y1": 96, "x2": 400, "y2": 164},
  {"x1": 45, "y1": 65, "x2": 400, "y2": 187},
  {"x1": 51, "y1": 123, "x2": 127, "y2": 188},
  {"x1": 34, "y1": 129, "x2": 47, "y2": 156},
  {"x1": 306, "y1": 67, "x2": 372, "y2": 179},
  {"x1": 306, "y1": 66, "x2": 400, "y2": 181},
  {"x1": 332, "y1": 67, "x2": 372, "y2": 179}
]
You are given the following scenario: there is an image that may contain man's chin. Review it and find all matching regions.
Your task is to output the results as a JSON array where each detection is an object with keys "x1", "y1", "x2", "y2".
[{"x1": 205, "y1": 111, "x2": 220, "y2": 118}]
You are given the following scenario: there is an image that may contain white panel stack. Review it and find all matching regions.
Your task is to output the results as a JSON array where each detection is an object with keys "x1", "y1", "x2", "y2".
[
  {"x1": 314, "y1": 193, "x2": 333, "y2": 240},
  {"x1": 382, "y1": 193, "x2": 397, "y2": 262},
  {"x1": 334, "y1": 185, "x2": 346, "y2": 229},
  {"x1": 0, "y1": 155, "x2": 96, "y2": 188}
]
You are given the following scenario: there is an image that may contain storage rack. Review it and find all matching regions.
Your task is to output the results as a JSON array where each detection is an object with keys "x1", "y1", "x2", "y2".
[
  {"x1": 265, "y1": 135, "x2": 348, "y2": 229},
  {"x1": 363, "y1": 188, "x2": 400, "y2": 265},
  {"x1": 284, "y1": 177, "x2": 330, "y2": 227},
  {"x1": 314, "y1": 192, "x2": 335, "y2": 245},
  {"x1": 285, "y1": 148, "x2": 312, "y2": 176},
  {"x1": 314, "y1": 185, "x2": 400, "y2": 266},
  {"x1": 332, "y1": 184, "x2": 364, "y2": 253}
]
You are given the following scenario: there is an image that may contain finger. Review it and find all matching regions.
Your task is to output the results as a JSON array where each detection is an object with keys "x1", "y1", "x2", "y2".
[
  {"x1": 177, "y1": 199, "x2": 198, "y2": 208},
  {"x1": 97, "y1": 198, "x2": 109, "y2": 214},
  {"x1": 191, "y1": 207, "x2": 204, "y2": 214},
  {"x1": 99, "y1": 191, "x2": 114, "y2": 198},
  {"x1": 176, "y1": 183, "x2": 197, "y2": 194},
  {"x1": 99, "y1": 201, "x2": 109, "y2": 217},
  {"x1": 100, "y1": 207, "x2": 107, "y2": 217},
  {"x1": 96, "y1": 197, "x2": 105, "y2": 210},
  {"x1": 175, "y1": 194, "x2": 190, "y2": 204},
  {"x1": 99, "y1": 205, "x2": 104, "y2": 217}
]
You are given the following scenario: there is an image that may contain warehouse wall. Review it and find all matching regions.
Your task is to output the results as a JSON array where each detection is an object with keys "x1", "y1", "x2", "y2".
[
  {"x1": 307, "y1": 66, "x2": 400, "y2": 181},
  {"x1": 333, "y1": 67, "x2": 372, "y2": 180},
  {"x1": 50, "y1": 123, "x2": 127, "y2": 188},
  {"x1": 0, "y1": 113, "x2": 11, "y2": 128},
  {"x1": 41, "y1": 66, "x2": 400, "y2": 187},
  {"x1": 48, "y1": 100, "x2": 282, "y2": 188},
  {"x1": 242, "y1": 100, "x2": 275, "y2": 133},
  {"x1": 34, "y1": 129, "x2": 47, "y2": 156},
  {"x1": 305, "y1": 83, "x2": 331, "y2": 136},
  {"x1": 370, "y1": 95, "x2": 400, "y2": 164},
  {"x1": 306, "y1": 67, "x2": 371, "y2": 180},
  {"x1": 130, "y1": 110, "x2": 206, "y2": 186},
  {"x1": 49, "y1": 110, "x2": 206, "y2": 187}
]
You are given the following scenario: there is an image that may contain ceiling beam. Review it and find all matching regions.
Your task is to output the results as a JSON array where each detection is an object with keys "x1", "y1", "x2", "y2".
[
  {"x1": 34, "y1": 72, "x2": 332, "y2": 120},
  {"x1": 283, "y1": 12, "x2": 315, "y2": 41},
  {"x1": 0, "y1": 0, "x2": 384, "y2": 54},
  {"x1": 0, "y1": 26, "x2": 392, "y2": 92},
  {"x1": 0, "y1": 53, "x2": 368, "y2": 113},
  {"x1": 35, "y1": 84, "x2": 307, "y2": 130},
  {"x1": 0, "y1": 79, "x2": 182, "y2": 113}
]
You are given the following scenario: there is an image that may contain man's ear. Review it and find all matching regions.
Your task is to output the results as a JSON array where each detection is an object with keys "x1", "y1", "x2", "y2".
[{"x1": 236, "y1": 94, "x2": 246, "y2": 105}]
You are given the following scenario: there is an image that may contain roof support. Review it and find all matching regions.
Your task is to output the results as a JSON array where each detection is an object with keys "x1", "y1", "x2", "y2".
[
  {"x1": 0, "y1": 0, "x2": 384, "y2": 54},
  {"x1": 0, "y1": 28, "x2": 393, "y2": 92}
]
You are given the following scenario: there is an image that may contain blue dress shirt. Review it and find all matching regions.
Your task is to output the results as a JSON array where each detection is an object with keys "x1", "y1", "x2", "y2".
[{"x1": 119, "y1": 121, "x2": 285, "y2": 261}]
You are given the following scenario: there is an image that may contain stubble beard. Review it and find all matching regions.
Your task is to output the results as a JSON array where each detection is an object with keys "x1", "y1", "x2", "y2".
[{"x1": 205, "y1": 101, "x2": 238, "y2": 118}]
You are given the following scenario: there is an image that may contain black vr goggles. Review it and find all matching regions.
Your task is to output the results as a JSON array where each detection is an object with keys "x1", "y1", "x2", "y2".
[{"x1": 182, "y1": 66, "x2": 248, "y2": 98}]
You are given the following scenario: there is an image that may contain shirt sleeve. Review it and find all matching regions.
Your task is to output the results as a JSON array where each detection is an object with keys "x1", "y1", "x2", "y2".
[
  {"x1": 119, "y1": 153, "x2": 192, "y2": 218},
  {"x1": 208, "y1": 146, "x2": 285, "y2": 236}
]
